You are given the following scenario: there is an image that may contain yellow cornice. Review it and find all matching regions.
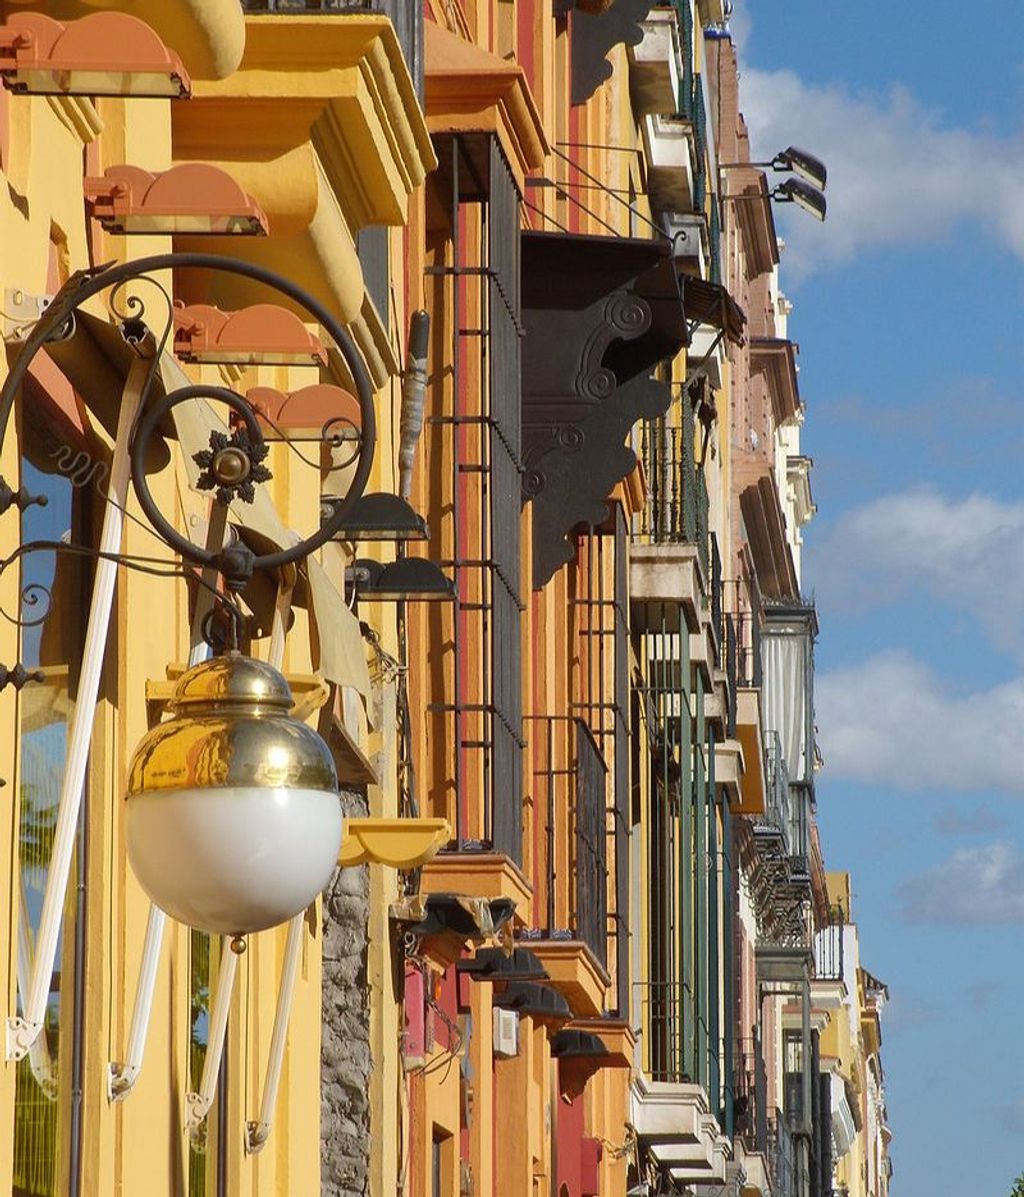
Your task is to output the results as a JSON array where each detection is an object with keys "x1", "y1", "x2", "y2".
[
  {"x1": 180, "y1": 15, "x2": 436, "y2": 230},
  {"x1": 424, "y1": 20, "x2": 548, "y2": 191}
]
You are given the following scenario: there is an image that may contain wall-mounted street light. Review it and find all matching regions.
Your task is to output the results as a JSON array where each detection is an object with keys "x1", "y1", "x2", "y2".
[
  {"x1": 766, "y1": 146, "x2": 827, "y2": 192},
  {"x1": 322, "y1": 492, "x2": 429, "y2": 541},
  {"x1": 125, "y1": 653, "x2": 342, "y2": 936},
  {"x1": 720, "y1": 144, "x2": 829, "y2": 223},
  {"x1": 351, "y1": 556, "x2": 455, "y2": 601},
  {"x1": 722, "y1": 145, "x2": 827, "y2": 192},
  {"x1": 773, "y1": 176, "x2": 827, "y2": 223}
]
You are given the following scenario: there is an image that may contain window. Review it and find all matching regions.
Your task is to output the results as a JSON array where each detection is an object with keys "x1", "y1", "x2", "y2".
[
  {"x1": 421, "y1": 133, "x2": 524, "y2": 863},
  {"x1": 13, "y1": 404, "x2": 89, "y2": 1197}
]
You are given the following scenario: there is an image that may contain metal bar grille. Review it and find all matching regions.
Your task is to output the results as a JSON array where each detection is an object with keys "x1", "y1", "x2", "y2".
[
  {"x1": 575, "y1": 721, "x2": 609, "y2": 969},
  {"x1": 430, "y1": 133, "x2": 525, "y2": 861}
]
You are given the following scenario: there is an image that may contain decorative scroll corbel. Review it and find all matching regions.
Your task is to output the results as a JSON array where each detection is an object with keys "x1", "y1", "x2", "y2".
[
  {"x1": 568, "y1": 0, "x2": 657, "y2": 106},
  {"x1": 522, "y1": 230, "x2": 682, "y2": 589}
]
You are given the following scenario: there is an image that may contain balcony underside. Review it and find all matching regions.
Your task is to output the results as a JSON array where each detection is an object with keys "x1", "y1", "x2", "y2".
[
  {"x1": 628, "y1": 11, "x2": 682, "y2": 116},
  {"x1": 631, "y1": 1076, "x2": 728, "y2": 1181},
  {"x1": 629, "y1": 540, "x2": 704, "y2": 632}
]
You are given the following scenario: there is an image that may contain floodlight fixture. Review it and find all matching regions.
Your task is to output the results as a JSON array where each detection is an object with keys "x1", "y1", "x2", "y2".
[{"x1": 773, "y1": 177, "x2": 827, "y2": 222}]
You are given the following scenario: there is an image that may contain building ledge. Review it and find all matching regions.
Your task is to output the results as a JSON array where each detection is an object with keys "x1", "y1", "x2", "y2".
[
  {"x1": 178, "y1": 14, "x2": 436, "y2": 230},
  {"x1": 627, "y1": 9, "x2": 682, "y2": 117},
  {"x1": 736, "y1": 1141, "x2": 772, "y2": 1197},
  {"x1": 420, "y1": 851, "x2": 533, "y2": 917},
  {"x1": 630, "y1": 1075, "x2": 712, "y2": 1143},
  {"x1": 629, "y1": 540, "x2": 705, "y2": 632},
  {"x1": 665, "y1": 1133, "x2": 731, "y2": 1184},
  {"x1": 339, "y1": 817, "x2": 449, "y2": 869},
  {"x1": 424, "y1": 18, "x2": 546, "y2": 192},
  {"x1": 715, "y1": 737, "x2": 744, "y2": 807},
  {"x1": 642, "y1": 113, "x2": 697, "y2": 214},
  {"x1": 523, "y1": 939, "x2": 610, "y2": 1017}
]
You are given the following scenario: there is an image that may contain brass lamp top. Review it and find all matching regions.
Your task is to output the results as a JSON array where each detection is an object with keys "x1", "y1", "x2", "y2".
[
  {"x1": 170, "y1": 652, "x2": 293, "y2": 713},
  {"x1": 126, "y1": 653, "x2": 337, "y2": 797}
]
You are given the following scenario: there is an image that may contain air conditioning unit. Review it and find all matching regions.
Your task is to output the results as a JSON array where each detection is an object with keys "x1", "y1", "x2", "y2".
[{"x1": 492, "y1": 1008, "x2": 519, "y2": 1059}]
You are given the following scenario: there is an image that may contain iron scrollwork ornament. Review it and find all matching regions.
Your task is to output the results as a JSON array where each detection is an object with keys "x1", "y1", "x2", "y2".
[{"x1": 0, "y1": 252, "x2": 378, "y2": 664}]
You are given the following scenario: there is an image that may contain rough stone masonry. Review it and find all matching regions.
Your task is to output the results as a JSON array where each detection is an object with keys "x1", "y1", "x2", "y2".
[{"x1": 321, "y1": 790, "x2": 371, "y2": 1197}]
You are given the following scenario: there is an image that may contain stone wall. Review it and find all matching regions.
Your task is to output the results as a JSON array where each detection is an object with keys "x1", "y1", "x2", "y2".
[{"x1": 321, "y1": 790, "x2": 371, "y2": 1197}]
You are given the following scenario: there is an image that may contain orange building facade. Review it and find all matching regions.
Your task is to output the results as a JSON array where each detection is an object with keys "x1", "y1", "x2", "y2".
[{"x1": 0, "y1": 3, "x2": 890, "y2": 1197}]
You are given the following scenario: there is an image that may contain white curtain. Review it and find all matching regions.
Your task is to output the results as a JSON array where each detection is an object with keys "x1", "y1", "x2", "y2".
[{"x1": 761, "y1": 628, "x2": 810, "y2": 783}]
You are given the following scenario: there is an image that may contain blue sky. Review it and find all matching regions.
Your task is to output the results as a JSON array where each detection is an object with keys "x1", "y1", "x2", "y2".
[{"x1": 732, "y1": 3, "x2": 1024, "y2": 1193}]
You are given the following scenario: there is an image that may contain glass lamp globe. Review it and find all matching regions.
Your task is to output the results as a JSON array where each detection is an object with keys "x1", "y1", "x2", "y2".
[{"x1": 125, "y1": 652, "x2": 341, "y2": 935}]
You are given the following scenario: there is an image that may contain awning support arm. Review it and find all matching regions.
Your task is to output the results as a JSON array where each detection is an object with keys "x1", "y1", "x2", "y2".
[{"x1": 7, "y1": 351, "x2": 151, "y2": 1061}]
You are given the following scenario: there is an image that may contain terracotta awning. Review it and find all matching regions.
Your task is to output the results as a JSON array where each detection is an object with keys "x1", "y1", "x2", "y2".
[{"x1": 631, "y1": 255, "x2": 746, "y2": 348}]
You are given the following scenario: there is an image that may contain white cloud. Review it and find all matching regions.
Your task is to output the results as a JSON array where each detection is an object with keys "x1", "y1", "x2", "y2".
[
  {"x1": 898, "y1": 841, "x2": 1024, "y2": 923},
  {"x1": 816, "y1": 651, "x2": 1024, "y2": 793},
  {"x1": 728, "y1": 4, "x2": 1024, "y2": 274},
  {"x1": 809, "y1": 488, "x2": 1024, "y2": 663}
]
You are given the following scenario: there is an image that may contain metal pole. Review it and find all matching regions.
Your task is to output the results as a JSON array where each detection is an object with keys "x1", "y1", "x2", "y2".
[{"x1": 7, "y1": 351, "x2": 152, "y2": 1060}]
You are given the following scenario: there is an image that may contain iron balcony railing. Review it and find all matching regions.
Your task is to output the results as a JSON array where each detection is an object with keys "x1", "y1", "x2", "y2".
[
  {"x1": 635, "y1": 980, "x2": 709, "y2": 1086},
  {"x1": 769, "y1": 1107, "x2": 798, "y2": 1197},
  {"x1": 757, "y1": 731, "x2": 792, "y2": 853},
  {"x1": 814, "y1": 904, "x2": 845, "y2": 982},
  {"x1": 525, "y1": 716, "x2": 610, "y2": 971},
  {"x1": 735, "y1": 1037, "x2": 769, "y2": 1157},
  {"x1": 725, "y1": 579, "x2": 763, "y2": 689},
  {"x1": 636, "y1": 418, "x2": 711, "y2": 577}
]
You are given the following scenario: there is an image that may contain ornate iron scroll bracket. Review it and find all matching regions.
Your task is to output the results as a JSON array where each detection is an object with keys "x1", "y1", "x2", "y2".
[
  {"x1": 521, "y1": 231, "x2": 681, "y2": 588},
  {"x1": 0, "y1": 253, "x2": 378, "y2": 589}
]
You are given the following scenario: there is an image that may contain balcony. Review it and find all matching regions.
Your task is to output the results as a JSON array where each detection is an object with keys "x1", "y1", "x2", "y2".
[
  {"x1": 628, "y1": 8, "x2": 683, "y2": 117},
  {"x1": 768, "y1": 1107, "x2": 797, "y2": 1197},
  {"x1": 519, "y1": 717, "x2": 613, "y2": 1017},
  {"x1": 643, "y1": 113, "x2": 699, "y2": 214},
  {"x1": 734, "y1": 1038, "x2": 773, "y2": 1195},
  {"x1": 664, "y1": 210, "x2": 709, "y2": 279},
  {"x1": 630, "y1": 418, "x2": 710, "y2": 632},
  {"x1": 688, "y1": 323, "x2": 726, "y2": 389},
  {"x1": 631, "y1": 1072, "x2": 729, "y2": 1185}
]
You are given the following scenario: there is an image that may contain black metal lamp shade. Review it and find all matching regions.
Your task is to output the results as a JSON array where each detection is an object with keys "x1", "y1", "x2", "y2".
[
  {"x1": 353, "y1": 557, "x2": 455, "y2": 601},
  {"x1": 493, "y1": 982, "x2": 572, "y2": 1021},
  {"x1": 549, "y1": 1029, "x2": 608, "y2": 1060},
  {"x1": 458, "y1": 946, "x2": 549, "y2": 983},
  {"x1": 322, "y1": 492, "x2": 428, "y2": 541}
]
